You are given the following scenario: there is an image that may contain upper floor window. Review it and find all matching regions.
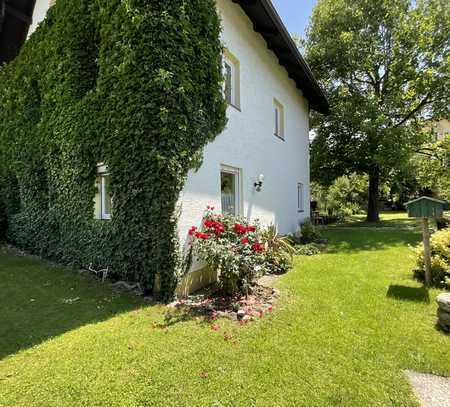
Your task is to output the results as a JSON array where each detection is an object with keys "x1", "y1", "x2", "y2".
[
  {"x1": 274, "y1": 98, "x2": 285, "y2": 140},
  {"x1": 223, "y1": 51, "x2": 240, "y2": 109}
]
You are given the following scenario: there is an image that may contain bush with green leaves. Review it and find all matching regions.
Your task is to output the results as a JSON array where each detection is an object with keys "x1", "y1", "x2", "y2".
[
  {"x1": 414, "y1": 227, "x2": 450, "y2": 288},
  {"x1": 311, "y1": 173, "x2": 369, "y2": 219},
  {"x1": 188, "y1": 209, "x2": 266, "y2": 295},
  {"x1": 296, "y1": 243, "x2": 323, "y2": 256},
  {"x1": 261, "y1": 225, "x2": 296, "y2": 275},
  {"x1": 188, "y1": 209, "x2": 295, "y2": 295},
  {"x1": 0, "y1": 0, "x2": 226, "y2": 299},
  {"x1": 299, "y1": 220, "x2": 324, "y2": 244}
]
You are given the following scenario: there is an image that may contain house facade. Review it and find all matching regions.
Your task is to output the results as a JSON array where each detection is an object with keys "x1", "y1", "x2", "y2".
[
  {"x1": 3, "y1": 0, "x2": 328, "y2": 295},
  {"x1": 180, "y1": 0, "x2": 313, "y2": 240},
  {"x1": 21, "y1": 1, "x2": 327, "y2": 238}
]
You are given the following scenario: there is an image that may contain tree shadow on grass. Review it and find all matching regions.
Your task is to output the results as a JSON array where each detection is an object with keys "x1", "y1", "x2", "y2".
[
  {"x1": 386, "y1": 285, "x2": 430, "y2": 303},
  {"x1": 0, "y1": 248, "x2": 146, "y2": 360}
]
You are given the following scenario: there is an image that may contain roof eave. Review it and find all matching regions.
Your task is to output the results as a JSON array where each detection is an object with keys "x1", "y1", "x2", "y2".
[{"x1": 232, "y1": 0, "x2": 329, "y2": 114}]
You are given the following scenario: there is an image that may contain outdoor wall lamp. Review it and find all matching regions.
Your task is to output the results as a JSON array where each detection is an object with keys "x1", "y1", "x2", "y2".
[{"x1": 254, "y1": 174, "x2": 265, "y2": 192}]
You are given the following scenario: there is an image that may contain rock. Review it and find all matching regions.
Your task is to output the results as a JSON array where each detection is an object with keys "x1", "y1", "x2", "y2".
[
  {"x1": 437, "y1": 309, "x2": 450, "y2": 327},
  {"x1": 438, "y1": 319, "x2": 450, "y2": 332},
  {"x1": 436, "y1": 293, "x2": 450, "y2": 313},
  {"x1": 237, "y1": 310, "x2": 246, "y2": 320}
]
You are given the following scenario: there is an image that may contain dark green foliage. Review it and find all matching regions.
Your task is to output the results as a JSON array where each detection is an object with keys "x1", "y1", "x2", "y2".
[
  {"x1": 0, "y1": 0, "x2": 227, "y2": 298},
  {"x1": 307, "y1": 0, "x2": 450, "y2": 222},
  {"x1": 295, "y1": 243, "x2": 323, "y2": 256},
  {"x1": 299, "y1": 220, "x2": 323, "y2": 244}
]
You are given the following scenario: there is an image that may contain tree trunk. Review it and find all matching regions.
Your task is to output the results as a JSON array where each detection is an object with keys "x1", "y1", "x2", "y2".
[{"x1": 367, "y1": 167, "x2": 380, "y2": 222}]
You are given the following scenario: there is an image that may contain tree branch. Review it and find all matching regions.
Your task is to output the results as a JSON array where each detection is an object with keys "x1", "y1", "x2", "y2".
[{"x1": 392, "y1": 94, "x2": 432, "y2": 128}]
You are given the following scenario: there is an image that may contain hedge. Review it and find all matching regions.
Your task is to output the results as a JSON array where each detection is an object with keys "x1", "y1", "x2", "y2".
[{"x1": 0, "y1": 0, "x2": 227, "y2": 299}]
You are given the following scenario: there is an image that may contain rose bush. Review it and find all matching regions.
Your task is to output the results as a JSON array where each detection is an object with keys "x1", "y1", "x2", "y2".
[{"x1": 188, "y1": 207, "x2": 294, "y2": 295}]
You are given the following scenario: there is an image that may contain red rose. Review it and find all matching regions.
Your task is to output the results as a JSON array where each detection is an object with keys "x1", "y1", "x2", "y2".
[
  {"x1": 240, "y1": 237, "x2": 249, "y2": 245},
  {"x1": 246, "y1": 226, "x2": 256, "y2": 233},
  {"x1": 251, "y1": 242, "x2": 265, "y2": 253},
  {"x1": 195, "y1": 232, "x2": 210, "y2": 240},
  {"x1": 204, "y1": 220, "x2": 225, "y2": 235},
  {"x1": 233, "y1": 224, "x2": 247, "y2": 235},
  {"x1": 188, "y1": 226, "x2": 197, "y2": 236}
]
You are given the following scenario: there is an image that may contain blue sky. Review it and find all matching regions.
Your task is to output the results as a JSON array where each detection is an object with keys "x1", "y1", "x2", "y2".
[{"x1": 271, "y1": 0, "x2": 317, "y2": 37}]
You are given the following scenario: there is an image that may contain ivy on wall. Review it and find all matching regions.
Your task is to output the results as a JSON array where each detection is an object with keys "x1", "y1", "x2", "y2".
[{"x1": 0, "y1": 0, "x2": 227, "y2": 298}]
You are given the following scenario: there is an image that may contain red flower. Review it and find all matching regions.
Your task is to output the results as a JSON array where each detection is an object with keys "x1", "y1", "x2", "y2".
[
  {"x1": 188, "y1": 226, "x2": 197, "y2": 236},
  {"x1": 204, "y1": 219, "x2": 225, "y2": 235},
  {"x1": 233, "y1": 224, "x2": 247, "y2": 235},
  {"x1": 240, "y1": 237, "x2": 249, "y2": 245},
  {"x1": 251, "y1": 242, "x2": 265, "y2": 253},
  {"x1": 195, "y1": 232, "x2": 210, "y2": 240},
  {"x1": 246, "y1": 226, "x2": 256, "y2": 233}
]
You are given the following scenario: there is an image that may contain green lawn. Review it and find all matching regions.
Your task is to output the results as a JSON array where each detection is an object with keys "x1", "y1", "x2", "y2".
[{"x1": 1, "y1": 214, "x2": 449, "y2": 406}]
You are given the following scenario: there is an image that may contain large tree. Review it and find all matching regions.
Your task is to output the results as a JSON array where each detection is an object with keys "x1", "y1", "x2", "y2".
[{"x1": 306, "y1": 0, "x2": 449, "y2": 221}]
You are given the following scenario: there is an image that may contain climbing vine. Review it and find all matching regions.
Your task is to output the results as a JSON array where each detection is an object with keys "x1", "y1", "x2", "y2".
[{"x1": 0, "y1": 0, "x2": 227, "y2": 298}]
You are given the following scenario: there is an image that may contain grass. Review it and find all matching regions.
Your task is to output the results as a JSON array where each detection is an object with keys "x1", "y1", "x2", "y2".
[{"x1": 1, "y1": 213, "x2": 449, "y2": 406}]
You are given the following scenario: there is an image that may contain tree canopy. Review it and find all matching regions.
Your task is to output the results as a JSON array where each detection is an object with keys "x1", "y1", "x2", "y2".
[{"x1": 306, "y1": 0, "x2": 449, "y2": 221}]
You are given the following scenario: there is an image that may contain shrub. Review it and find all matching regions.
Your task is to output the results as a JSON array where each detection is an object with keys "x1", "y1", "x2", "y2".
[
  {"x1": 261, "y1": 225, "x2": 296, "y2": 275},
  {"x1": 414, "y1": 227, "x2": 450, "y2": 288},
  {"x1": 300, "y1": 220, "x2": 323, "y2": 244},
  {"x1": 311, "y1": 173, "x2": 368, "y2": 218},
  {"x1": 188, "y1": 209, "x2": 294, "y2": 295},
  {"x1": 296, "y1": 243, "x2": 323, "y2": 256}
]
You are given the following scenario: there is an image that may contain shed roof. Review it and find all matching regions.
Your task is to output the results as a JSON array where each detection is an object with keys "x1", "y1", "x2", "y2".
[{"x1": 405, "y1": 196, "x2": 447, "y2": 206}]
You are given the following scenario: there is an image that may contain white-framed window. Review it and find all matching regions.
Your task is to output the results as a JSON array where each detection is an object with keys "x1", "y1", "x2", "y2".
[
  {"x1": 274, "y1": 98, "x2": 285, "y2": 140},
  {"x1": 221, "y1": 165, "x2": 242, "y2": 216},
  {"x1": 96, "y1": 164, "x2": 112, "y2": 220},
  {"x1": 223, "y1": 52, "x2": 240, "y2": 109},
  {"x1": 297, "y1": 182, "x2": 304, "y2": 212}
]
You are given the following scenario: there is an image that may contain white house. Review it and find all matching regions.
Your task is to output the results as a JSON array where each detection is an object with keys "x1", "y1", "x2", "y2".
[
  {"x1": 178, "y1": 0, "x2": 328, "y2": 239},
  {"x1": 11, "y1": 0, "x2": 328, "y2": 294},
  {"x1": 177, "y1": 0, "x2": 329, "y2": 293},
  {"x1": 24, "y1": 1, "x2": 327, "y2": 236}
]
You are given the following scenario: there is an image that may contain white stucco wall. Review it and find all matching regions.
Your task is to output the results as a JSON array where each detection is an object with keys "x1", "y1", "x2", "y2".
[
  {"x1": 28, "y1": 0, "x2": 52, "y2": 37},
  {"x1": 25, "y1": 0, "x2": 312, "y2": 248},
  {"x1": 178, "y1": 0, "x2": 311, "y2": 246}
]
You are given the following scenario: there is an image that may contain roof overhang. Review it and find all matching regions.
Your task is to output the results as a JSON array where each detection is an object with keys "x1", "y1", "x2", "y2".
[
  {"x1": 0, "y1": 0, "x2": 35, "y2": 64},
  {"x1": 233, "y1": 0, "x2": 329, "y2": 114},
  {"x1": 1, "y1": 0, "x2": 330, "y2": 114}
]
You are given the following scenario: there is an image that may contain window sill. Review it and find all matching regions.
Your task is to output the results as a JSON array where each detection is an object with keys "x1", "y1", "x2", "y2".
[{"x1": 227, "y1": 103, "x2": 241, "y2": 112}]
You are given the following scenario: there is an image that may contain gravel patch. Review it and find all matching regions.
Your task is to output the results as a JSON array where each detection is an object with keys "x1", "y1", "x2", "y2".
[{"x1": 405, "y1": 370, "x2": 450, "y2": 407}]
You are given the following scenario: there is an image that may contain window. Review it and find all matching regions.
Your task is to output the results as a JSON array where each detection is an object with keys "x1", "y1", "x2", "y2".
[
  {"x1": 96, "y1": 164, "x2": 112, "y2": 220},
  {"x1": 297, "y1": 182, "x2": 304, "y2": 212},
  {"x1": 274, "y1": 99, "x2": 285, "y2": 140},
  {"x1": 223, "y1": 52, "x2": 240, "y2": 109},
  {"x1": 221, "y1": 166, "x2": 241, "y2": 216}
]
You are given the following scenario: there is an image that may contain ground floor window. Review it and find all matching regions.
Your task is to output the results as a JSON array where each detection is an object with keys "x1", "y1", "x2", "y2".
[
  {"x1": 96, "y1": 164, "x2": 112, "y2": 220},
  {"x1": 298, "y1": 182, "x2": 304, "y2": 212},
  {"x1": 221, "y1": 166, "x2": 241, "y2": 216}
]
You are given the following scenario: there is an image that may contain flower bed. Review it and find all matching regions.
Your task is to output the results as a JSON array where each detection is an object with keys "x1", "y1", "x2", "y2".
[{"x1": 187, "y1": 207, "x2": 294, "y2": 296}]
